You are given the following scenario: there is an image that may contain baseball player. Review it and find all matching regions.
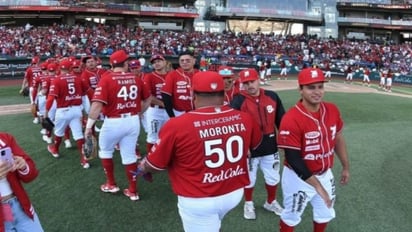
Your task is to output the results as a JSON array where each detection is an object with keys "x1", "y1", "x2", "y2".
[
  {"x1": 379, "y1": 69, "x2": 386, "y2": 89},
  {"x1": 385, "y1": 69, "x2": 393, "y2": 92},
  {"x1": 46, "y1": 60, "x2": 93, "y2": 169},
  {"x1": 345, "y1": 65, "x2": 353, "y2": 84},
  {"x1": 161, "y1": 51, "x2": 199, "y2": 118},
  {"x1": 84, "y1": 50, "x2": 151, "y2": 201},
  {"x1": 217, "y1": 65, "x2": 238, "y2": 105},
  {"x1": 0, "y1": 132, "x2": 44, "y2": 231},
  {"x1": 38, "y1": 63, "x2": 59, "y2": 144},
  {"x1": 230, "y1": 68, "x2": 285, "y2": 219},
  {"x1": 277, "y1": 68, "x2": 350, "y2": 232},
  {"x1": 362, "y1": 67, "x2": 371, "y2": 86},
  {"x1": 136, "y1": 71, "x2": 262, "y2": 232},
  {"x1": 279, "y1": 60, "x2": 288, "y2": 80},
  {"x1": 143, "y1": 54, "x2": 169, "y2": 152},
  {"x1": 323, "y1": 60, "x2": 331, "y2": 82},
  {"x1": 80, "y1": 56, "x2": 107, "y2": 92},
  {"x1": 20, "y1": 56, "x2": 43, "y2": 124}
]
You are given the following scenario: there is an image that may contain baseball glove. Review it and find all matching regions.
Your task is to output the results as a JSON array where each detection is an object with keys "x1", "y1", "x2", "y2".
[
  {"x1": 41, "y1": 117, "x2": 55, "y2": 131},
  {"x1": 21, "y1": 87, "x2": 30, "y2": 97},
  {"x1": 83, "y1": 135, "x2": 98, "y2": 160}
]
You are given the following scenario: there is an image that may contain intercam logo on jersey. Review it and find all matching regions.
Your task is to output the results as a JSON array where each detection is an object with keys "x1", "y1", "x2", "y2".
[{"x1": 305, "y1": 131, "x2": 320, "y2": 139}]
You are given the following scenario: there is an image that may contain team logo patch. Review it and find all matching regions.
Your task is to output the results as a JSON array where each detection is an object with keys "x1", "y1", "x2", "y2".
[
  {"x1": 305, "y1": 131, "x2": 320, "y2": 139},
  {"x1": 210, "y1": 83, "x2": 218, "y2": 90},
  {"x1": 266, "y1": 105, "x2": 274, "y2": 113}
]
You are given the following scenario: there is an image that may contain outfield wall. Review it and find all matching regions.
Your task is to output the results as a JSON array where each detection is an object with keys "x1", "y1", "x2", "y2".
[{"x1": 1, "y1": 56, "x2": 411, "y2": 85}]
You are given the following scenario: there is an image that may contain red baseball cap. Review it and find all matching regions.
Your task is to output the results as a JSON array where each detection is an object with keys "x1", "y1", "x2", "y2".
[
  {"x1": 298, "y1": 68, "x2": 326, "y2": 85},
  {"x1": 47, "y1": 63, "x2": 57, "y2": 72},
  {"x1": 72, "y1": 60, "x2": 81, "y2": 68},
  {"x1": 150, "y1": 54, "x2": 165, "y2": 63},
  {"x1": 40, "y1": 62, "x2": 48, "y2": 70},
  {"x1": 129, "y1": 59, "x2": 141, "y2": 69},
  {"x1": 31, "y1": 56, "x2": 40, "y2": 64},
  {"x1": 239, "y1": 68, "x2": 259, "y2": 83},
  {"x1": 217, "y1": 66, "x2": 234, "y2": 79},
  {"x1": 110, "y1": 50, "x2": 129, "y2": 65},
  {"x1": 60, "y1": 60, "x2": 72, "y2": 69},
  {"x1": 192, "y1": 71, "x2": 224, "y2": 93}
]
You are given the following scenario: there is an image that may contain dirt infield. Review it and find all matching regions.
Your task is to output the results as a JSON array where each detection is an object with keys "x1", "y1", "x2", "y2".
[{"x1": 0, "y1": 79, "x2": 410, "y2": 116}]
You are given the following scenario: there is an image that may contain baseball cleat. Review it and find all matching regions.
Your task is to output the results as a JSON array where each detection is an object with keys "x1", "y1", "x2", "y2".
[
  {"x1": 40, "y1": 129, "x2": 47, "y2": 135},
  {"x1": 263, "y1": 200, "x2": 283, "y2": 216},
  {"x1": 243, "y1": 202, "x2": 256, "y2": 220},
  {"x1": 47, "y1": 144, "x2": 59, "y2": 158},
  {"x1": 64, "y1": 139, "x2": 72, "y2": 149},
  {"x1": 123, "y1": 189, "x2": 140, "y2": 201},
  {"x1": 42, "y1": 135, "x2": 52, "y2": 144},
  {"x1": 100, "y1": 183, "x2": 120, "y2": 193},
  {"x1": 33, "y1": 117, "x2": 39, "y2": 124}
]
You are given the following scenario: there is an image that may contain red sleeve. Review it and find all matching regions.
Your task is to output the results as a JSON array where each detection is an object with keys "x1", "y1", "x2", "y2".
[
  {"x1": 46, "y1": 94, "x2": 54, "y2": 111},
  {"x1": 1, "y1": 133, "x2": 39, "y2": 183},
  {"x1": 161, "y1": 71, "x2": 174, "y2": 96}
]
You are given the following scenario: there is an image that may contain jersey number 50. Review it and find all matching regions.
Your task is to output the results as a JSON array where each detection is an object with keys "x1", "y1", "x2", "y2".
[{"x1": 204, "y1": 135, "x2": 244, "y2": 168}]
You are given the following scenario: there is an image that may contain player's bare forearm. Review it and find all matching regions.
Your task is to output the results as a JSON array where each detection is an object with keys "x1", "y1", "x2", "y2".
[
  {"x1": 141, "y1": 96, "x2": 152, "y2": 114},
  {"x1": 88, "y1": 101, "x2": 103, "y2": 120},
  {"x1": 335, "y1": 133, "x2": 350, "y2": 185},
  {"x1": 150, "y1": 97, "x2": 164, "y2": 107},
  {"x1": 306, "y1": 175, "x2": 332, "y2": 208}
]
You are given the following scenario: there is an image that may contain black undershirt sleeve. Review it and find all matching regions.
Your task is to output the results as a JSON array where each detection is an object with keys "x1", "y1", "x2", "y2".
[
  {"x1": 284, "y1": 148, "x2": 313, "y2": 181},
  {"x1": 161, "y1": 93, "x2": 175, "y2": 118}
]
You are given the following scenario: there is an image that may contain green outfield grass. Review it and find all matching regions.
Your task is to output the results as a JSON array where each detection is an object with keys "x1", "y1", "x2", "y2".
[
  {"x1": 0, "y1": 85, "x2": 30, "y2": 105},
  {"x1": 0, "y1": 89, "x2": 411, "y2": 232}
]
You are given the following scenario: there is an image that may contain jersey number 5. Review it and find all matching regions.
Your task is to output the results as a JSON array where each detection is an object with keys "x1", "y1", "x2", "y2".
[
  {"x1": 117, "y1": 85, "x2": 138, "y2": 100},
  {"x1": 204, "y1": 135, "x2": 244, "y2": 168}
]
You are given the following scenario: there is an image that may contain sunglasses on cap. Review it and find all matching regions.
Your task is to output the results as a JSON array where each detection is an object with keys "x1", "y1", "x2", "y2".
[{"x1": 218, "y1": 69, "x2": 234, "y2": 76}]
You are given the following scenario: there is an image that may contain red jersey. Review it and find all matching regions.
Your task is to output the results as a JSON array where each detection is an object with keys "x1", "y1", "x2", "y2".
[
  {"x1": 224, "y1": 87, "x2": 239, "y2": 105},
  {"x1": 145, "y1": 105, "x2": 262, "y2": 197},
  {"x1": 49, "y1": 73, "x2": 90, "y2": 108},
  {"x1": 144, "y1": 71, "x2": 167, "y2": 102},
  {"x1": 41, "y1": 74, "x2": 57, "y2": 96},
  {"x1": 93, "y1": 71, "x2": 151, "y2": 118},
  {"x1": 25, "y1": 65, "x2": 42, "y2": 87},
  {"x1": 0, "y1": 132, "x2": 39, "y2": 228},
  {"x1": 161, "y1": 68, "x2": 199, "y2": 112},
  {"x1": 81, "y1": 68, "x2": 107, "y2": 90},
  {"x1": 277, "y1": 101, "x2": 344, "y2": 174},
  {"x1": 364, "y1": 68, "x2": 370, "y2": 76}
]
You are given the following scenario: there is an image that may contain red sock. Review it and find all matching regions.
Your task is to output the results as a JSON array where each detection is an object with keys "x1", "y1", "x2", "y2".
[
  {"x1": 265, "y1": 184, "x2": 278, "y2": 203},
  {"x1": 313, "y1": 222, "x2": 328, "y2": 232},
  {"x1": 101, "y1": 158, "x2": 116, "y2": 185},
  {"x1": 76, "y1": 139, "x2": 85, "y2": 160},
  {"x1": 54, "y1": 136, "x2": 62, "y2": 152},
  {"x1": 244, "y1": 187, "x2": 254, "y2": 201},
  {"x1": 125, "y1": 163, "x2": 138, "y2": 193},
  {"x1": 280, "y1": 220, "x2": 294, "y2": 232},
  {"x1": 146, "y1": 143, "x2": 153, "y2": 153},
  {"x1": 64, "y1": 127, "x2": 71, "y2": 140}
]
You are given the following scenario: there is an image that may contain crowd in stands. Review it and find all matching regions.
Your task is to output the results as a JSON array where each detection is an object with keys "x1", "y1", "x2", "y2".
[{"x1": 1, "y1": 24, "x2": 412, "y2": 74}]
